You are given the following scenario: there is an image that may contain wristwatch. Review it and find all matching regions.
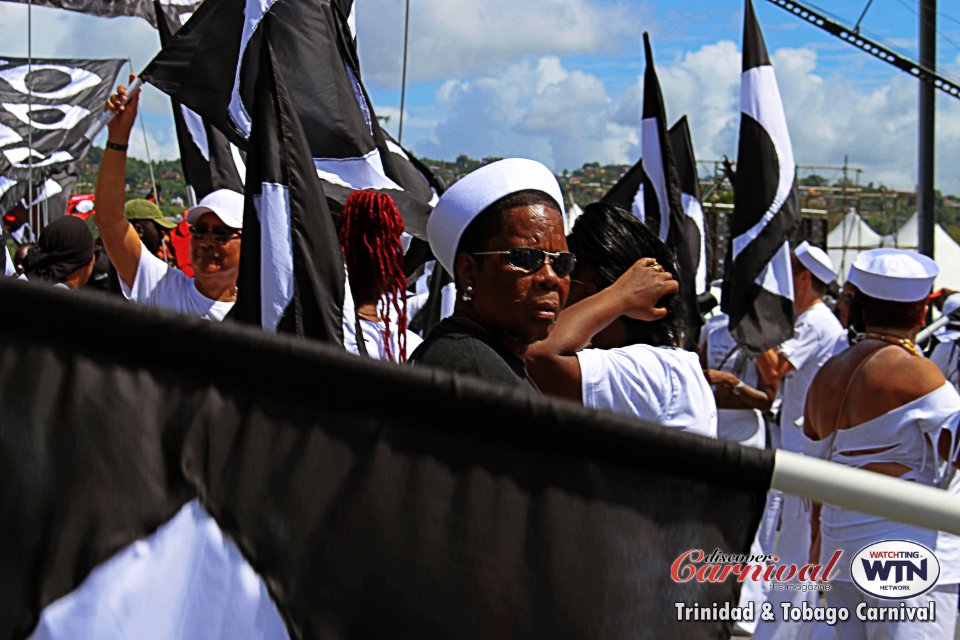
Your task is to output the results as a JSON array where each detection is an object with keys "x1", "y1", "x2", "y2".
[{"x1": 732, "y1": 380, "x2": 746, "y2": 395}]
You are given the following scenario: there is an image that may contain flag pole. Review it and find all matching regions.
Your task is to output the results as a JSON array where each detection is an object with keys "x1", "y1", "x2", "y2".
[
  {"x1": 27, "y1": 0, "x2": 34, "y2": 230},
  {"x1": 127, "y1": 61, "x2": 159, "y2": 204},
  {"x1": 83, "y1": 76, "x2": 144, "y2": 142},
  {"x1": 397, "y1": 0, "x2": 410, "y2": 144},
  {"x1": 772, "y1": 450, "x2": 960, "y2": 534}
]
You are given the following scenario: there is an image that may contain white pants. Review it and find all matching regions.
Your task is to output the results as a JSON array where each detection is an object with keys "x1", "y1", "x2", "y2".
[
  {"x1": 808, "y1": 582, "x2": 958, "y2": 640},
  {"x1": 753, "y1": 493, "x2": 814, "y2": 640}
]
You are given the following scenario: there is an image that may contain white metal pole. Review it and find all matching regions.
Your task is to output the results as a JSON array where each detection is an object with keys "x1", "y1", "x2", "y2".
[{"x1": 772, "y1": 450, "x2": 960, "y2": 535}]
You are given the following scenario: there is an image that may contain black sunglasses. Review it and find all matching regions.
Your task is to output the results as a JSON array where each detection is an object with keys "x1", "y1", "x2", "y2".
[
  {"x1": 472, "y1": 247, "x2": 576, "y2": 277},
  {"x1": 189, "y1": 224, "x2": 242, "y2": 245}
]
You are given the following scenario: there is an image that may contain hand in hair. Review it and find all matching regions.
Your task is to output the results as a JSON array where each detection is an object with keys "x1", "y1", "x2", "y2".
[{"x1": 608, "y1": 258, "x2": 679, "y2": 322}]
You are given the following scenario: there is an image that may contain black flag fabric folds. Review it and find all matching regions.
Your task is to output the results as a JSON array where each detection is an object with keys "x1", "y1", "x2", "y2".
[
  {"x1": 140, "y1": 0, "x2": 437, "y2": 238},
  {"x1": 153, "y1": 0, "x2": 245, "y2": 200},
  {"x1": 231, "y1": 32, "x2": 344, "y2": 343},
  {"x1": 0, "y1": 280, "x2": 771, "y2": 639},
  {"x1": 0, "y1": 57, "x2": 123, "y2": 187},
  {"x1": 721, "y1": 0, "x2": 798, "y2": 353},
  {"x1": 0, "y1": 0, "x2": 203, "y2": 28}
]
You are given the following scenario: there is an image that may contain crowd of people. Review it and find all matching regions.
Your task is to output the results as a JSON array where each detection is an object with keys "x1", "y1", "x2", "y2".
[{"x1": 5, "y1": 81, "x2": 960, "y2": 640}]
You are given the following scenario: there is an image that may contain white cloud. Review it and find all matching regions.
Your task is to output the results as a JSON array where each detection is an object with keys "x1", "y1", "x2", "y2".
[
  {"x1": 357, "y1": 0, "x2": 653, "y2": 85},
  {"x1": 414, "y1": 56, "x2": 636, "y2": 170}
]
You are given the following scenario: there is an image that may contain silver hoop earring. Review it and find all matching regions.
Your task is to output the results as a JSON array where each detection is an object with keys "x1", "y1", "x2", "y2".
[{"x1": 461, "y1": 285, "x2": 474, "y2": 302}]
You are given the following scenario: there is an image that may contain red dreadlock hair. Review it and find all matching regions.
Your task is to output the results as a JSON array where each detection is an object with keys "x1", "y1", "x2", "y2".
[{"x1": 338, "y1": 190, "x2": 409, "y2": 362}]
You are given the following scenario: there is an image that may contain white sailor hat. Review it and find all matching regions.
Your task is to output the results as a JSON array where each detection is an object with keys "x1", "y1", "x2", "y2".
[
  {"x1": 848, "y1": 248, "x2": 939, "y2": 303},
  {"x1": 427, "y1": 158, "x2": 563, "y2": 276},
  {"x1": 794, "y1": 241, "x2": 837, "y2": 285},
  {"x1": 935, "y1": 293, "x2": 960, "y2": 342}
]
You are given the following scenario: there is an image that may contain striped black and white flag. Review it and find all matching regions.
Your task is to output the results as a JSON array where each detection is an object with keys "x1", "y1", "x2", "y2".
[
  {"x1": 153, "y1": 0, "x2": 245, "y2": 201},
  {"x1": 231, "y1": 28, "x2": 344, "y2": 344},
  {"x1": 141, "y1": 0, "x2": 437, "y2": 238},
  {"x1": 0, "y1": 0, "x2": 203, "y2": 28},
  {"x1": 0, "y1": 278, "x2": 769, "y2": 640},
  {"x1": 720, "y1": 0, "x2": 798, "y2": 353}
]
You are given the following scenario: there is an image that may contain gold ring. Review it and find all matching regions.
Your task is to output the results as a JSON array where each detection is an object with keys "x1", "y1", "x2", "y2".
[{"x1": 652, "y1": 263, "x2": 664, "y2": 272}]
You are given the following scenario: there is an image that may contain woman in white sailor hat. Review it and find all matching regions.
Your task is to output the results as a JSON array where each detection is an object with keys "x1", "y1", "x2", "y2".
[{"x1": 803, "y1": 248, "x2": 960, "y2": 639}]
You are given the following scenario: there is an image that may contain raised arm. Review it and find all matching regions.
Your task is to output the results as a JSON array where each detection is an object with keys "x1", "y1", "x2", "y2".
[
  {"x1": 94, "y1": 75, "x2": 143, "y2": 289},
  {"x1": 526, "y1": 258, "x2": 678, "y2": 400}
]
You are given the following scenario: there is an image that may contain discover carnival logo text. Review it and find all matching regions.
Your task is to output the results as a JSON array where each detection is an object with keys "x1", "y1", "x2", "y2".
[{"x1": 671, "y1": 541, "x2": 941, "y2": 625}]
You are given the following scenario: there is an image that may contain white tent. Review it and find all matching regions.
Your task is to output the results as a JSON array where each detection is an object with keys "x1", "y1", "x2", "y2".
[
  {"x1": 826, "y1": 209, "x2": 960, "y2": 289},
  {"x1": 827, "y1": 208, "x2": 884, "y2": 284}
]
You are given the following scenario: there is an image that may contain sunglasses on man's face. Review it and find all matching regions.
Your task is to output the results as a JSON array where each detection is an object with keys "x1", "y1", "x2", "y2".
[
  {"x1": 189, "y1": 224, "x2": 242, "y2": 244},
  {"x1": 472, "y1": 247, "x2": 577, "y2": 277}
]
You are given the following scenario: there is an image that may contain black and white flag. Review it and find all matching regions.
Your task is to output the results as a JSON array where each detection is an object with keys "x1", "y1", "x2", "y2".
[
  {"x1": 603, "y1": 35, "x2": 702, "y2": 346},
  {"x1": 0, "y1": 57, "x2": 123, "y2": 191},
  {"x1": 0, "y1": 278, "x2": 770, "y2": 639},
  {"x1": 638, "y1": 33, "x2": 684, "y2": 248},
  {"x1": 154, "y1": 0, "x2": 244, "y2": 201},
  {"x1": 720, "y1": 0, "x2": 798, "y2": 353},
  {"x1": 669, "y1": 116, "x2": 709, "y2": 297},
  {"x1": 0, "y1": 0, "x2": 203, "y2": 28},
  {"x1": 141, "y1": 0, "x2": 436, "y2": 238},
  {"x1": 231, "y1": 30, "x2": 344, "y2": 344}
]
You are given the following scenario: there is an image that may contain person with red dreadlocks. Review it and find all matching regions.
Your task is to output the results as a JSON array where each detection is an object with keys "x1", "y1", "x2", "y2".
[{"x1": 339, "y1": 189, "x2": 422, "y2": 364}]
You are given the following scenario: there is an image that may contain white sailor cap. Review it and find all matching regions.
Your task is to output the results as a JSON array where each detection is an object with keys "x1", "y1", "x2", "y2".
[
  {"x1": 935, "y1": 293, "x2": 960, "y2": 342},
  {"x1": 795, "y1": 241, "x2": 837, "y2": 285},
  {"x1": 427, "y1": 158, "x2": 563, "y2": 276},
  {"x1": 848, "y1": 248, "x2": 939, "y2": 303}
]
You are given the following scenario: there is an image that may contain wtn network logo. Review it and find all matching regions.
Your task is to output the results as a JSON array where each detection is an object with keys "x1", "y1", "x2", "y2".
[{"x1": 851, "y1": 541, "x2": 940, "y2": 600}]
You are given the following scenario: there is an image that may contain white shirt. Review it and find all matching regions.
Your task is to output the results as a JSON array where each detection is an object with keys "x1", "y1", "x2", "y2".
[
  {"x1": 930, "y1": 339, "x2": 960, "y2": 391},
  {"x1": 344, "y1": 317, "x2": 423, "y2": 364},
  {"x1": 120, "y1": 241, "x2": 234, "y2": 322},
  {"x1": 703, "y1": 314, "x2": 765, "y2": 448},
  {"x1": 777, "y1": 301, "x2": 844, "y2": 453},
  {"x1": 578, "y1": 344, "x2": 717, "y2": 439}
]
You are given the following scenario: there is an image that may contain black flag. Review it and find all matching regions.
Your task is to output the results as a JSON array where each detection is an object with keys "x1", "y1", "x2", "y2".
[
  {"x1": 0, "y1": 0, "x2": 203, "y2": 28},
  {"x1": 0, "y1": 56, "x2": 123, "y2": 216},
  {"x1": 231, "y1": 28, "x2": 344, "y2": 344},
  {"x1": 0, "y1": 279, "x2": 771, "y2": 639},
  {"x1": 720, "y1": 0, "x2": 798, "y2": 353},
  {"x1": 154, "y1": 0, "x2": 245, "y2": 201},
  {"x1": 140, "y1": 0, "x2": 435, "y2": 238}
]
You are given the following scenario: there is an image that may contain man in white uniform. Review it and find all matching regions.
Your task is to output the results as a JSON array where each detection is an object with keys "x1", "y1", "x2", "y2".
[
  {"x1": 930, "y1": 293, "x2": 960, "y2": 391},
  {"x1": 754, "y1": 241, "x2": 844, "y2": 640},
  {"x1": 95, "y1": 78, "x2": 242, "y2": 322}
]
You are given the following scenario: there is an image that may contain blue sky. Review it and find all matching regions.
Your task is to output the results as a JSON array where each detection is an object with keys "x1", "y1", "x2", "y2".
[{"x1": 2, "y1": 0, "x2": 960, "y2": 193}]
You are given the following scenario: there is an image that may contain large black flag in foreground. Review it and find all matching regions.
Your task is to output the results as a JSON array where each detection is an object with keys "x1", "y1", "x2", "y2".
[
  {"x1": 721, "y1": 0, "x2": 799, "y2": 353},
  {"x1": 141, "y1": 0, "x2": 436, "y2": 237},
  {"x1": 0, "y1": 56, "x2": 123, "y2": 213},
  {"x1": 0, "y1": 0, "x2": 203, "y2": 28},
  {"x1": 0, "y1": 280, "x2": 771, "y2": 639},
  {"x1": 154, "y1": 0, "x2": 245, "y2": 201},
  {"x1": 232, "y1": 32, "x2": 344, "y2": 343}
]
